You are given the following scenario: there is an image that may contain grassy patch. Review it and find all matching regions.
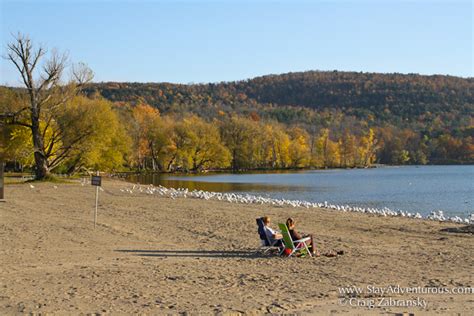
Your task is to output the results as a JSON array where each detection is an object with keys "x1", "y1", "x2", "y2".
[
  {"x1": 25, "y1": 175, "x2": 75, "y2": 184},
  {"x1": 5, "y1": 173, "x2": 77, "y2": 184}
]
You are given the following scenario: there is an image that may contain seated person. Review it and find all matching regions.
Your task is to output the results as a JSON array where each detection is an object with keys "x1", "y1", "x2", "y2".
[
  {"x1": 262, "y1": 216, "x2": 283, "y2": 247},
  {"x1": 286, "y1": 217, "x2": 319, "y2": 256}
]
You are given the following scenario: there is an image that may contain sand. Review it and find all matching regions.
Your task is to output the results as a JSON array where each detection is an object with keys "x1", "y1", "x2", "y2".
[{"x1": 0, "y1": 179, "x2": 472, "y2": 315}]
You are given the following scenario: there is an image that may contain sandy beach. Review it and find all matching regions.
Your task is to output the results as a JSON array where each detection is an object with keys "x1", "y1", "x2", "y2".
[{"x1": 0, "y1": 179, "x2": 472, "y2": 315}]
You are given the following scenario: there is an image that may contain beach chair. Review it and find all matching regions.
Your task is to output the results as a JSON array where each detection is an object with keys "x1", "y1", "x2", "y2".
[
  {"x1": 256, "y1": 218, "x2": 283, "y2": 255},
  {"x1": 278, "y1": 223, "x2": 312, "y2": 258}
]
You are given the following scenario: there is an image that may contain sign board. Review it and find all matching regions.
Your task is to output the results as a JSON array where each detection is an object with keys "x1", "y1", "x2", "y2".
[
  {"x1": 91, "y1": 175, "x2": 102, "y2": 186},
  {"x1": 91, "y1": 172, "x2": 101, "y2": 228}
]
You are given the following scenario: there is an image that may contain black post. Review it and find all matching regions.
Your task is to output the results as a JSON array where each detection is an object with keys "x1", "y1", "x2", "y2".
[
  {"x1": 0, "y1": 113, "x2": 13, "y2": 202},
  {"x1": 0, "y1": 118, "x2": 5, "y2": 201},
  {"x1": 0, "y1": 160, "x2": 3, "y2": 201}
]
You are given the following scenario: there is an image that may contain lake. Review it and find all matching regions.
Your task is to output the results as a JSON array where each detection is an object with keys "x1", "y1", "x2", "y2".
[{"x1": 128, "y1": 165, "x2": 473, "y2": 218}]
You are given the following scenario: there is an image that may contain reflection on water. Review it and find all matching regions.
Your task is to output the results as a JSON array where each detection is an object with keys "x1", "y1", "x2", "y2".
[
  {"x1": 127, "y1": 166, "x2": 473, "y2": 217},
  {"x1": 127, "y1": 173, "x2": 310, "y2": 193}
]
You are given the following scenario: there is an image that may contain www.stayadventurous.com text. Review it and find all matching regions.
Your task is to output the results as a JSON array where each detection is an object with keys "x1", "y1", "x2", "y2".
[{"x1": 338, "y1": 285, "x2": 473, "y2": 309}]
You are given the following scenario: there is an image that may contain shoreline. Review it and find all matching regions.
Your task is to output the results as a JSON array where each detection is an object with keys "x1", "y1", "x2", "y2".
[
  {"x1": 7, "y1": 163, "x2": 474, "y2": 179},
  {"x1": 6, "y1": 172, "x2": 474, "y2": 225},
  {"x1": 6, "y1": 171, "x2": 473, "y2": 224},
  {"x1": 114, "y1": 163, "x2": 473, "y2": 176},
  {"x1": 119, "y1": 182, "x2": 474, "y2": 225}
]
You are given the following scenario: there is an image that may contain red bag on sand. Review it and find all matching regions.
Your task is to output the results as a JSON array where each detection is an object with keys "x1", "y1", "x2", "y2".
[{"x1": 283, "y1": 248, "x2": 291, "y2": 256}]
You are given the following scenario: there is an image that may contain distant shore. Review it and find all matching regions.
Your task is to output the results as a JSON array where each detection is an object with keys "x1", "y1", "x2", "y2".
[
  {"x1": 6, "y1": 161, "x2": 474, "y2": 180},
  {"x1": 1, "y1": 179, "x2": 472, "y2": 314},
  {"x1": 114, "y1": 162, "x2": 474, "y2": 176}
]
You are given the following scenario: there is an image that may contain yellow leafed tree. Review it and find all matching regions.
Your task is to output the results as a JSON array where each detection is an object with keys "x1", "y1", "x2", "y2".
[
  {"x1": 59, "y1": 96, "x2": 130, "y2": 174},
  {"x1": 288, "y1": 127, "x2": 311, "y2": 168},
  {"x1": 357, "y1": 128, "x2": 377, "y2": 167},
  {"x1": 171, "y1": 116, "x2": 231, "y2": 171}
]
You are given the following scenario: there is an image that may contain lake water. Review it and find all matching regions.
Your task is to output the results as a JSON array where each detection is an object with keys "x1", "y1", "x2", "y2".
[{"x1": 128, "y1": 166, "x2": 473, "y2": 218}]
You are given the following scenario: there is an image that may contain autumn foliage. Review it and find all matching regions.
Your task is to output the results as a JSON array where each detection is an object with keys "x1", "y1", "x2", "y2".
[{"x1": 2, "y1": 70, "x2": 473, "y2": 174}]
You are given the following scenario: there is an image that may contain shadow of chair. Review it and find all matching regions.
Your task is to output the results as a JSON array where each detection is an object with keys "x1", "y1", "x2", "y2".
[
  {"x1": 115, "y1": 249, "x2": 267, "y2": 259},
  {"x1": 440, "y1": 225, "x2": 474, "y2": 235}
]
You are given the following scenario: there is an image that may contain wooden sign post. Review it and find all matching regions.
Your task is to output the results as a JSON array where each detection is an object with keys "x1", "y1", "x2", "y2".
[{"x1": 91, "y1": 172, "x2": 102, "y2": 228}]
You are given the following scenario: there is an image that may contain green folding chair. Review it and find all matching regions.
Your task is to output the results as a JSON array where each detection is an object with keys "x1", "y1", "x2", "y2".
[{"x1": 278, "y1": 223, "x2": 312, "y2": 257}]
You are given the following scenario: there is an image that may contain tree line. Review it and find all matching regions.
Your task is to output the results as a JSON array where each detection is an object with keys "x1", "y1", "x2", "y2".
[
  {"x1": 1, "y1": 34, "x2": 472, "y2": 180},
  {"x1": 84, "y1": 71, "x2": 473, "y2": 169},
  {"x1": 3, "y1": 88, "x2": 472, "y2": 177}
]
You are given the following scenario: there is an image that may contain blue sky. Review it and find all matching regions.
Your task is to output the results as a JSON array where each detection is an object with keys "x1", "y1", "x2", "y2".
[{"x1": 1, "y1": 0, "x2": 472, "y2": 86}]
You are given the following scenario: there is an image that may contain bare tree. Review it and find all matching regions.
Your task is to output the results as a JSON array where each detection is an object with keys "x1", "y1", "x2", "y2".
[
  {"x1": 5, "y1": 33, "x2": 93, "y2": 179},
  {"x1": 71, "y1": 62, "x2": 94, "y2": 86}
]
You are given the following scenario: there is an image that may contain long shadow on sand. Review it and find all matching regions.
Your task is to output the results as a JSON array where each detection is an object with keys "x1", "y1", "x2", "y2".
[
  {"x1": 440, "y1": 225, "x2": 474, "y2": 235},
  {"x1": 115, "y1": 249, "x2": 268, "y2": 259}
]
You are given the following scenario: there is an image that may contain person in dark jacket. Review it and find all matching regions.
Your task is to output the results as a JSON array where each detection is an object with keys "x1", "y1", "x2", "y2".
[{"x1": 286, "y1": 217, "x2": 319, "y2": 256}]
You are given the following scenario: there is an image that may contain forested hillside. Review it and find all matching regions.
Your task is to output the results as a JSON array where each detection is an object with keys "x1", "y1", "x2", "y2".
[
  {"x1": 86, "y1": 71, "x2": 473, "y2": 124},
  {"x1": 2, "y1": 71, "x2": 473, "y2": 176},
  {"x1": 83, "y1": 71, "x2": 473, "y2": 167}
]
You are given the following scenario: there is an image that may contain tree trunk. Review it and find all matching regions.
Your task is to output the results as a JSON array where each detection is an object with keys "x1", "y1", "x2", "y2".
[
  {"x1": 167, "y1": 155, "x2": 176, "y2": 172},
  {"x1": 232, "y1": 149, "x2": 238, "y2": 171},
  {"x1": 31, "y1": 108, "x2": 49, "y2": 179},
  {"x1": 149, "y1": 142, "x2": 164, "y2": 171},
  {"x1": 66, "y1": 156, "x2": 82, "y2": 175}
]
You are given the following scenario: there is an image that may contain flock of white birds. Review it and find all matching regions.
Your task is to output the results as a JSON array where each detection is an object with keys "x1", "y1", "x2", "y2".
[{"x1": 116, "y1": 184, "x2": 474, "y2": 225}]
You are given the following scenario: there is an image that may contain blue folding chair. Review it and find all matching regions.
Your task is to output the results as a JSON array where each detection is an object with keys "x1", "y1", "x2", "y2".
[{"x1": 256, "y1": 217, "x2": 284, "y2": 255}]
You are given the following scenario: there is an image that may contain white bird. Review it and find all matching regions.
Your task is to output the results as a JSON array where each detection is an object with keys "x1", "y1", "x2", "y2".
[
  {"x1": 29, "y1": 184, "x2": 35, "y2": 189},
  {"x1": 118, "y1": 183, "x2": 469, "y2": 224}
]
